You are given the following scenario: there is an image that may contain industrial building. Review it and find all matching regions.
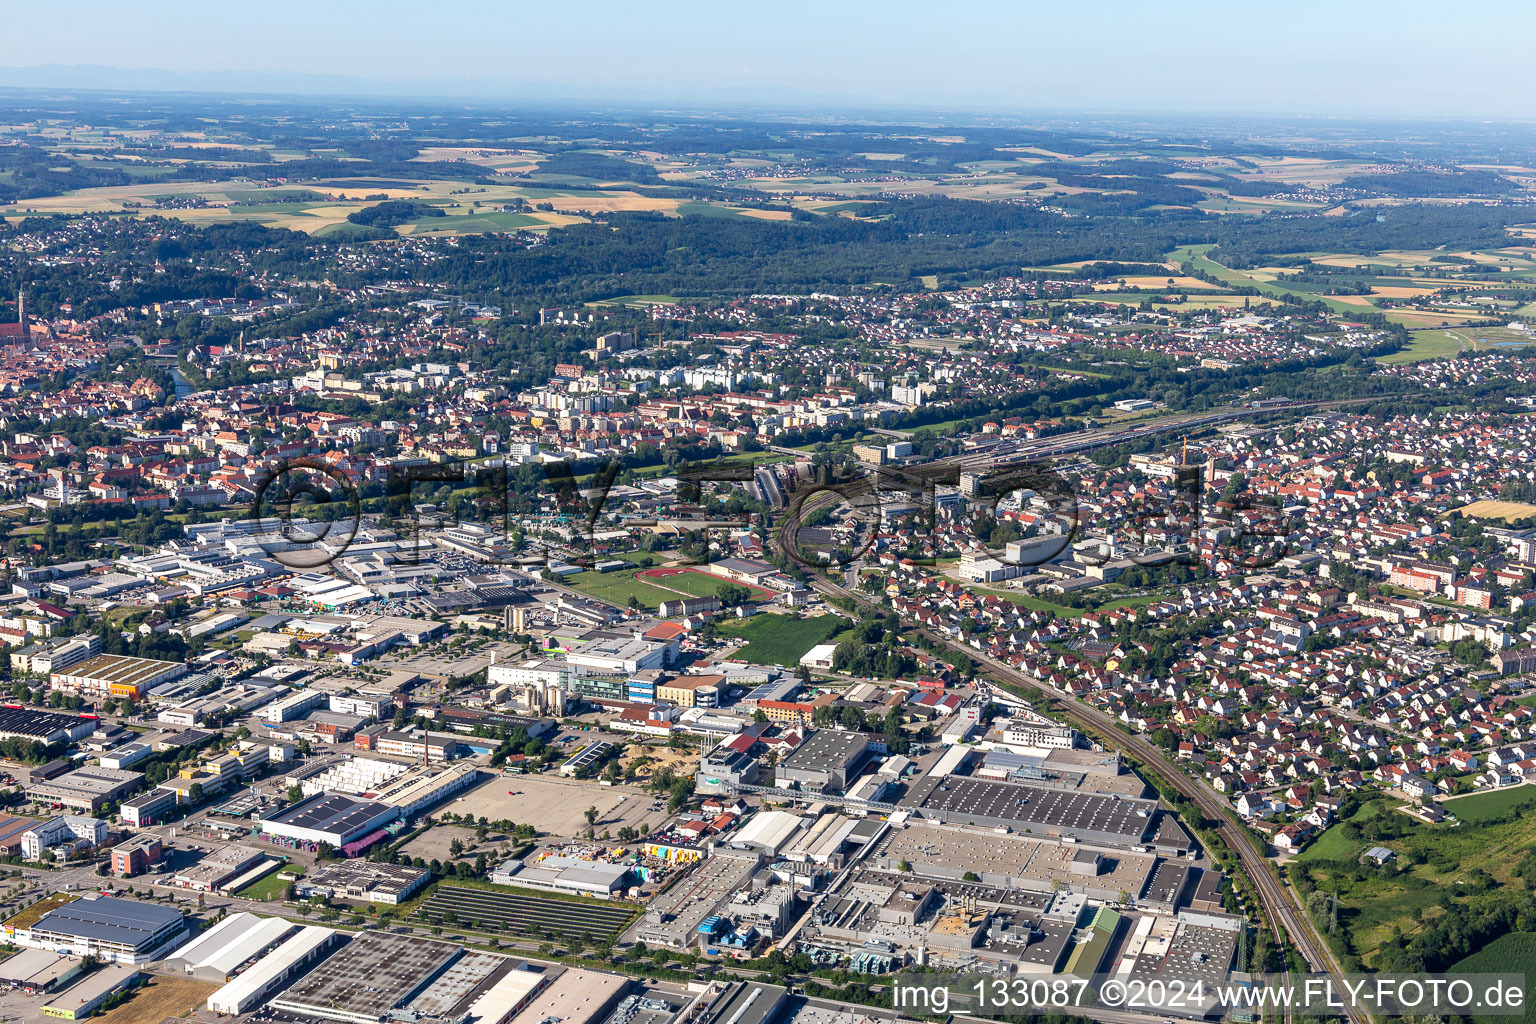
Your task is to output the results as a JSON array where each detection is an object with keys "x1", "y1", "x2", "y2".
[
  {"x1": 465, "y1": 965, "x2": 551, "y2": 1024},
  {"x1": 0, "y1": 709, "x2": 96, "y2": 746},
  {"x1": 163, "y1": 912, "x2": 297, "y2": 982},
  {"x1": 692, "y1": 983, "x2": 788, "y2": 1024},
  {"x1": 491, "y1": 855, "x2": 631, "y2": 898},
  {"x1": 268, "y1": 932, "x2": 462, "y2": 1024},
  {"x1": 263, "y1": 688, "x2": 327, "y2": 723},
  {"x1": 293, "y1": 861, "x2": 431, "y2": 905},
  {"x1": 637, "y1": 848, "x2": 762, "y2": 948},
  {"x1": 99, "y1": 743, "x2": 154, "y2": 771},
  {"x1": 172, "y1": 845, "x2": 269, "y2": 892},
  {"x1": 258, "y1": 792, "x2": 399, "y2": 848},
  {"x1": 730, "y1": 810, "x2": 806, "y2": 857},
  {"x1": 15, "y1": 895, "x2": 187, "y2": 964},
  {"x1": 870, "y1": 823, "x2": 1158, "y2": 903},
  {"x1": 39, "y1": 964, "x2": 140, "y2": 1020},
  {"x1": 899, "y1": 774, "x2": 1159, "y2": 846},
  {"x1": 205, "y1": 926, "x2": 340, "y2": 1015},
  {"x1": 0, "y1": 949, "x2": 84, "y2": 993},
  {"x1": 27, "y1": 767, "x2": 143, "y2": 813},
  {"x1": 504, "y1": 968, "x2": 628, "y2": 1024},
  {"x1": 369, "y1": 761, "x2": 481, "y2": 816},
  {"x1": 119, "y1": 790, "x2": 177, "y2": 828},
  {"x1": 50, "y1": 655, "x2": 186, "y2": 701},
  {"x1": 774, "y1": 730, "x2": 873, "y2": 793}
]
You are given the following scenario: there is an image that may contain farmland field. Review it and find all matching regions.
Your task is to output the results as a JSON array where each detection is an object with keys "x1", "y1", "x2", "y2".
[
  {"x1": 419, "y1": 883, "x2": 641, "y2": 943},
  {"x1": 1451, "y1": 933, "x2": 1536, "y2": 1024},
  {"x1": 717, "y1": 613, "x2": 850, "y2": 666},
  {"x1": 1456, "y1": 500, "x2": 1536, "y2": 522}
]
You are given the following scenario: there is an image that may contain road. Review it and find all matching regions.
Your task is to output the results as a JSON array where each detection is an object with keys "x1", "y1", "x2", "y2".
[{"x1": 807, "y1": 572, "x2": 1369, "y2": 1024}]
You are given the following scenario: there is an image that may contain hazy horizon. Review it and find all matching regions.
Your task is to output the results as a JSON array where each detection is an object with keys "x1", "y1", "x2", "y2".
[{"x1": 6, "y1": 0, "x2": 1536, "y2": 121}]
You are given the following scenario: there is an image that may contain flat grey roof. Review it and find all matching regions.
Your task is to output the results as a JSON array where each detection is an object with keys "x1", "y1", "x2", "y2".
[
  {"x1": 272, "y1": 932, "x2": 459, "y2": 1020},
  {"x1": 264, "y1": 792, "x2": 394, "y2": 834},
  {"x1": 902, "y1": 775, "x2": 1155, "y2": 842},
  {"x1": 702, "y1": 983, "x2": 787, "y2": 1024},
  {"x1": 32, "y1": 896, "x2": 183, "y2": 949},
  {"x1": 781, "y1": 730, "x2": 870, "y2": 773}
]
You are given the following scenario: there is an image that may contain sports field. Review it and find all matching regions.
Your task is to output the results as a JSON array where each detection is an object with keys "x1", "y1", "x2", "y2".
[
  {"x1": 635, "y1": 567, "x2": 773, "y2": 601},
  {"x1": 561, "y1": 567, "x2": 677, "y2": 610}
]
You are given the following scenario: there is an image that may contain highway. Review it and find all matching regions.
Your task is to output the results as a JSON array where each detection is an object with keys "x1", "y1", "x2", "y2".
[{"x1": 806, "y1": 572, "x2": 1369, "y2": 1024}]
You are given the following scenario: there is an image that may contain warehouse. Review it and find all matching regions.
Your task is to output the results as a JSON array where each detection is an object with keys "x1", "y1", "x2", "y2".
[
  {"x1": 27, "y1": 767, "x2": 143, "y2": 813},
  {"x1": 163, "y1": 912, "x2": 296, "y2": 982},
  {"x1": 465, "y1": 965, "x2": 550, "y2": 1024},
  {"x1": 39, "y1": 964, "x2": 140, "y2": 1020},
  {"x1": 899, "y1": 775, "x2": 1158, "y2": 847},
  {"x1": 269, "y1": 932, "x2": 462, "y2": 1024},
  {"x1": 369, "y1": 761, "x2": 481, "y2": 816},
  {"x1": 259, "y1": 792, "x2": 399, "y2": 847},
  {"x1": 504, "y1": 968, "x2": 627, "y2": 1024},
  {"x1": 0, "y1": 948, "x2": 84, "y2": 993},
  {"x1": 172, "y1": 846, "x2": 269, "y2": 893},
  {"x1": 870, "y1": 823, "x2": 1158, "y2": 903},
  {"x1": 18, "y1": 895, "x2": 187, "y2": 964},
  {"x1": 50, "y1": 655, "x2": 186, "y2": 701},
  {"x1": 492, "y1": 856, "x2": 631, "y2": 899},
  {"x1": 204, "y1": 927, "x2": 339, "y2": 1019},
  {"x1": 693, "y1": 983, "x2": 787, "y2": 1024},
  {"x1": 0, "y1": 709, "x2": 96, "y2": 746},
  {"x1": 774, "y1": 730, "x2": 873, "y2": 793},
  {"x1": 205, "y1": 926, "x2": 340, "y2": 1016},
  {"x1": 730, "y1": 810, "x2": 806, "y2": 856}
]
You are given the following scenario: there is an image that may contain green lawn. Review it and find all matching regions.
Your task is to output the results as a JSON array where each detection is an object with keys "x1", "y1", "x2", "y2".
[
  {"x1": 717, "y1": 613, "x2": 850, "y2": 666},
  {"x1": 1443, "y1": 785, "x2": 1536, "y2": 824},
  {"x1": 639, "y1": 569, "x2": 769, "y2": 601},
  {"x1": 586, "y1": 294, "x2": 682, "y2": 307},
  {"x1": 235, "y1": 869, "x2": 301, "y2": 901},
  {"x1": 1296, "y1": 799, "x2": 1401, "y2": 863},
  {"x1": 970, "y1": 586, "x2": 1160, "y2": 618},
  {"x1": 562, "y1": 567, "x2": 676, "y2": 611},
  {"x1": 1375, "y1": 329, "x2": 1464, "y2": 364}
]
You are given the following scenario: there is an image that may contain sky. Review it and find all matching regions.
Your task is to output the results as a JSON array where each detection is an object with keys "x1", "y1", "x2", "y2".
[{"x1": 5, "y1": 0, "x2": 1535, "y2": 120}]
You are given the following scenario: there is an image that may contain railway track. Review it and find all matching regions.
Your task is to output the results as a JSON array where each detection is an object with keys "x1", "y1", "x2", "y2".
[{"x1": 807, "y1": 573, "x2": 1369, "y2": 1024}]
